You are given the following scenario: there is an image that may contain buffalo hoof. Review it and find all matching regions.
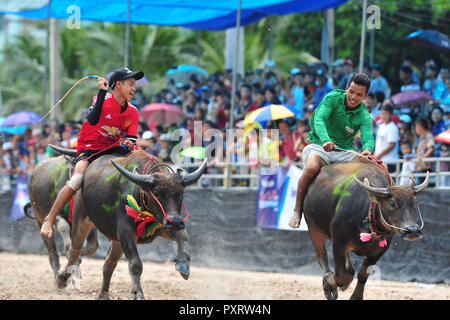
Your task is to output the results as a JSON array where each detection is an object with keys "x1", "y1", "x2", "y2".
[
  {"x1": 129, "y1": 289, "x2": 145, "y2": 300},
  {"x1": 323, "y1": 273, "x2": 338, "y2": 300},
  {"x1": 97, "y1": 292, "x2": 110, "y2": 300},
  {"x1": 55, "y1": 271, "x2": 71, "y2": 289},
  {"x1": 176, "y1": 263, "x2": 190, "y2": 280}
]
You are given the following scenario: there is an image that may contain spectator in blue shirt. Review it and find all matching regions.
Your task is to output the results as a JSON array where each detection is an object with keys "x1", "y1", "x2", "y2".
[
  {"x1": 370, "y1": 64, "x2": 390, "y2": 97},
  {"x1": 423, "y1": 65, "x2": 442, "y2": 96},
  {"x1": 312, "y1": 69, "x2": 332, "y2": 107}
]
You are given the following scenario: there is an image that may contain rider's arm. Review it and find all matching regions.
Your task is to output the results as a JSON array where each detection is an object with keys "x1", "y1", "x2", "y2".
[
  {"x1": 359, "y1": 115, "x2": 375, "y2": 153},
  {"x1": 87, "y1": 89, "x2": 107, "y2": 125},
  {"x1": 313, "y1": 96, "x2": 334, "y2": 144}
]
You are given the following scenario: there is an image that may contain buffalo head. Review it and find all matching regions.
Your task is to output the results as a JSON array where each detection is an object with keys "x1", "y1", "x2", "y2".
[
  {"x1": 354, "y1": 171, "x2": 429, "y2": 241},
  {"x1": 111, "y1": 159, "x2": 207, "y2": 231}
]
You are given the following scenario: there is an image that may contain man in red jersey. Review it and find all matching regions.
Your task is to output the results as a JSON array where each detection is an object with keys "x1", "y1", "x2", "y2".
[{"x1": 40, "y1": 67, "x2": 144, "y2": 238}]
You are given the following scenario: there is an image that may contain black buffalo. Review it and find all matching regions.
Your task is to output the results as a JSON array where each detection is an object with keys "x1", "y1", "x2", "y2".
[
  {"x1": 50, "y1": 146, "x2": 207, "y2": 300},
  {"x1": 302, "y1": 159, "x2": 428, "y2": 300}
]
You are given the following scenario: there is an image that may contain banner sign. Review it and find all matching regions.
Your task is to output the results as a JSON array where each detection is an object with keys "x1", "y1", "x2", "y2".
[
  {"x1": 9, "y1": 174, "x2": 29, "y2": 221},
  {"x1": 256, "y1": 166, "x2": 308, "y2": 231}
]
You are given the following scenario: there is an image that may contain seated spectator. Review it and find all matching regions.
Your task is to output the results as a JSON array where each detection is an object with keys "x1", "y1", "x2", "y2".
[
  {"x1": 414, "y1": 118, "x2": 435, "y2": 183},
  {"x1": 439, "y1": 143, "x2": 450, "y2": 187},
  {"x1": 433, "y1": 77, "x2": 450, "y2": 103},
  {"x1": 294, "y1": 118, "x2": 310, "y2": 161}
]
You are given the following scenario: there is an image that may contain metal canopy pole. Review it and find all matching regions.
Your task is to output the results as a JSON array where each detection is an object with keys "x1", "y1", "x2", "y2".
[
  {"x1": 358, "y1": 0, "x2": 367, "y2": 73},
  {"x1": 124, "y1": 0, "x2": 130, "y2": 67},
  {"x1": 42, "y1": 0, "x2": 51, "y2": 116},
  {"x1": 226, "y1": 0, "x2": 241, "y2": 189}
]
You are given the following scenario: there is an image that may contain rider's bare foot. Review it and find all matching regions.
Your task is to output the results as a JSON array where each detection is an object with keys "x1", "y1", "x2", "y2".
[
  {"x1": 40, "y1": 219, "x2": 54, "y2": 238},
  {"x1": 289, "y1": 208, "x2": 302, "y2": 229}
]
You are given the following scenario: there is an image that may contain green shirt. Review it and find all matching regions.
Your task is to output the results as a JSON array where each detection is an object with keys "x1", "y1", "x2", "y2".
[{"x1": 307, "y1": 89, "x2": 374, "y2": 152}]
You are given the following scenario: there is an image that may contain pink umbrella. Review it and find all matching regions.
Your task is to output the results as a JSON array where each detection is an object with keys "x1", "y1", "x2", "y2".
[
  {"x1": 140, "y1": 103, "x2": 187, "y2": 125},
  {"x1": 435, "y1": 129, "x2": 450, "y2": 144},
  {"x1": 391, "y1": 91, "x2": 434, "y2": 108}
]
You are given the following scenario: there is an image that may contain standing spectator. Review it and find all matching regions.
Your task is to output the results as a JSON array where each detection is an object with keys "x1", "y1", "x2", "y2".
[
  {"x1": 370, "y1": 64, "x2": 390, "y2": 97},
  {"x1": 430, "y1": 106, "x2": 446, "y2": 137},
  {"x1": 248, "y1": 89, "x2": 266, "y2": 112},
  {"x1": 414, "y1": 118, "x2": 435, "y2": 183},
  {"x1": 278, "y1": 119, "x2": 301, "y2": 166},
  {"x1": 303, "y1": 72, "x2": 317, "y2": 104},
  {"x1": 423, "y1": 65, "x2": 442, "y2": 96},
  {"x1": 158, "y1": 134, "x2": 172, "y2": 162},
  {"x1": 374, "y1": 105, "x2": 399, "y2": 172},
  {"x1": 402, "y1": 56, "x2": 421, "y2": 85},
  {"x1": 433, "y1": 77, "x2": 450, "y2": 103},
  {"x1": 398, "y1": 114, "x2": 415, "y2": 147},
  {"x1": 312, "y1": 69, "x2": 332, "y2": 107},
  {"x1": 264, "y1": 87, "x2": 281, "y2": 105},
  {"x1": 400, "y1": 65, "x2": 421, "y2": 92},
  {"x1": 289, "y1": 70, "x2": 306, "y2": 119},
  {"x1": 182, "y1": 89, "x2": 199, "y2": 118},
  {"x1": 399, "y1": 141, "x2": 415, "y2": 186},
  {"x1": 339, "y1": 59, "x2": 354, "y2": 89},
  {"x1": 234, "y1": 84, "x2": 252, "y2": 122}
]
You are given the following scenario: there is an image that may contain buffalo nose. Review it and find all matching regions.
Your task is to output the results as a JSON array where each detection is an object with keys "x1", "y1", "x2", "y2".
[
  {"x1": 167, "y1": 216, "x2": 185, "y2": 230},
  {"x1": 406, "y1": 224, "x2": 420, "y2": 234}
]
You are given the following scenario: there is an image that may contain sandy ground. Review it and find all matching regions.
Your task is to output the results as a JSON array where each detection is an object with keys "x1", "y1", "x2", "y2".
[{"x1": 0, "y1": 252, "x2": 448, "y2": 300}]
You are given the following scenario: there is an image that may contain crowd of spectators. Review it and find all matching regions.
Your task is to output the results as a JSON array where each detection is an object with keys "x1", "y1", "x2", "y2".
[{"x1": 1, "y1": 55, "x2": 450, "y2": 191}]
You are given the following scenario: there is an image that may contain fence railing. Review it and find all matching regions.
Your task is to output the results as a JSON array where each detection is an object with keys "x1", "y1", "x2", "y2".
[
  {"x1": 178, "y1": 157, "x2": 450, "y2": 190},
  {"x1": 1, "y1": 157, "x2": 449, "y2": 194}
]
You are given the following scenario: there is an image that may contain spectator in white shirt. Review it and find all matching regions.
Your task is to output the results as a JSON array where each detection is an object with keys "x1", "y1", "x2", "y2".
[{"x1": 374, "y1": 104, "x2": 399, "y2": 173}]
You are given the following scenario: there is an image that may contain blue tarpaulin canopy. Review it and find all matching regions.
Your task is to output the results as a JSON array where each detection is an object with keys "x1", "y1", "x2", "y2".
[{"x1": 0, "y1": 0, "x2": 349, "y2": 30}]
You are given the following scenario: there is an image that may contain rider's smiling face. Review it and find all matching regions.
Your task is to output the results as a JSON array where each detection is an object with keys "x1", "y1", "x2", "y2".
[
  {"x1": 116, "y1": 78, "x2": 136, "y2": 102},
  {"x1": 345, "y1": 82, "x2": 368, "y2": 109}
]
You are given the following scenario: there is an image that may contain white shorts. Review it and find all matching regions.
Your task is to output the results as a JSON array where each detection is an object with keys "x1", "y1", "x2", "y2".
[{"x1": 302, "y1": 143, "x2": 356, "y2": 165}]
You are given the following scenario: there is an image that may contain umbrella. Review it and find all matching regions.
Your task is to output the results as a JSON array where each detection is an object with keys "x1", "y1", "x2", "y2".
[
  {"x1": 244, "y1": 104, "x2": 297, "y2": 127},
  {"x1": 180, "y1": 146, "x2": 205, "y2": 160},
  {"x1": 435, "y1": 129, "x2": 450, "y2": 145},
  {"x1": 406, "y1": 29, "x2": 450, "y2": 51},
  {"x1": 1, "y1": 111, "x2": 42, "y2": 127},
  {"x1": 391, "y1": 91, "x2": 434, "y2": 108},
  {"x1": 140, "y1": 103, "x2": 187, "y2": 125},
  {"x1": 136, "y1": 76, "x2": 149, "y2": 87},
  {"x1": 166, "y1": 65, "x2": 209, "y2": 85}
]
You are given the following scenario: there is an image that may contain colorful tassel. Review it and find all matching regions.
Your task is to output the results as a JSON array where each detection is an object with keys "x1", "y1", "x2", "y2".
[
  {"x1": 379, "y1": 239, "x2": 387, "y2": 247},
  {"x1": 360, "y1": 233, "x2": 372, "y2": 242}
]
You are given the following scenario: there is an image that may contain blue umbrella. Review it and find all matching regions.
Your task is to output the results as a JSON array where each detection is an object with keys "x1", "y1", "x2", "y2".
[
  {"x1": 406, "y1": 29, "x2": 450, "y2": 51},
  {"x1": 166, "y1": 65, "x2": 209, "y2": 85},
  {"x1": 1, "y1": 111, "x2": 42, "y2": 127}
]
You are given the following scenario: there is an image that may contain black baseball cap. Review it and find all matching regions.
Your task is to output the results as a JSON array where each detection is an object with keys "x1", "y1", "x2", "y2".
[{"x1": 108, "y1": 67, "x2": 144, "y2": 89}]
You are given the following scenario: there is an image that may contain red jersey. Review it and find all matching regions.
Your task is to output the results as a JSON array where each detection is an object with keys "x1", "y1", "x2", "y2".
[{"x1": 77, "y1": 93, "x2": 139, "y2": 154}]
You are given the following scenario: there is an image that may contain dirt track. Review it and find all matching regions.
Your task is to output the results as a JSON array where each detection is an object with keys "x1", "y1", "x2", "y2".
[{"x1": 0, "y1": 252, "x2": 448, "y2": 300}]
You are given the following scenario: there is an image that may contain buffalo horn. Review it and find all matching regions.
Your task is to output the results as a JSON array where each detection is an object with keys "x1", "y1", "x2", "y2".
[
  {"x1": 354, "y1": 176, "x2": 391, "y2": 196},
  {"x1": 181, "y1": 158, "x2": 208, "y2": 186},
  {"x1": 413, "y1": 171, "x2": 429, "y2": 194},
  {"x1": 49, "y1": 144, "x2": 77, "y2": 158},
  {"x1": 110, "y1": 160, "x2": 154, "y2": 188}
]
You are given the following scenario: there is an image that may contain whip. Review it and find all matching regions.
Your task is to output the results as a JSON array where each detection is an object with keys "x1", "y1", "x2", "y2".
[{"x1": 40, "y1": 75, "x2": 103, "y2": 121}]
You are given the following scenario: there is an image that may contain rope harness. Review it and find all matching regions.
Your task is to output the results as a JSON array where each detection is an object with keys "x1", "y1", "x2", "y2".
[{"x1": 336, "y1": 147, "x2": 424, "y2": 246}]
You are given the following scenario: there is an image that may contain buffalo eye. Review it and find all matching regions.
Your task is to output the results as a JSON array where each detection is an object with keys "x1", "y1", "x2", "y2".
[{"x1": 388, "y1": 199, "x2": 397, "y2": 209}]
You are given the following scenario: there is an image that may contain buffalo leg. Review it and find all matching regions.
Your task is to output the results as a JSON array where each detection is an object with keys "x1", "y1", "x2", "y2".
[
  {"x1": 37, "y1": 220, "x2": 61, "y2": 278},
  {"x1": 55, "y1": 215, "x2": 94, "y2": 289},
  {"x1": 118, "y1": 222, "x2": 144, "y2": 300},
  {"x1": 161, "y1": 230, "x2": 191, "y2": 280},
  {"x1": 308, "y1": 226, "x2": 337, "y2": 300},
  {"x1": 80, "y1": 228, "x2": 99, "y2": 257},
  {"x1": 332, "y1": 241, "x2": 355, "y2": 292},
  {"x1": 55, "y1": 216, "x2": 71, "y2": 257},
  {"x1": 98, "y1": 241, "x2": 123, "y2": 300},
  {"x1": 350, "y1": 253, "x2": 383, "y2": 300}
]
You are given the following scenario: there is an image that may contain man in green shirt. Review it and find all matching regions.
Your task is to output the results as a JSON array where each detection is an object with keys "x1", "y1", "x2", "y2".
[{"x1": 289, "y1": 73, "x2": 374, "y2": 229}]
